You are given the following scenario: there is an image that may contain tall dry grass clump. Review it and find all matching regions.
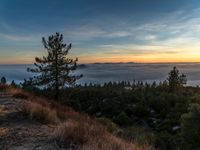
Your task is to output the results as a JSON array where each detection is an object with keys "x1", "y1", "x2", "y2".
[
  {"x1": 6, "y1": 87, "x2": 30, "y2": 99},
  {"x1": 52, "y1": 119, "x2": 106, "y2": 147},
  {"x1": 6, "y1": 86, "x2": 79, "y2": 124},
  {"x1": 21, "y1": 100, "x2": 59, "y2": 123},
  {"x1": 20, "y1": 96, "x2": 81, "y2": 124},
  {"x1": 52, "y1": 119, "x2": 151, "y2": 150}
]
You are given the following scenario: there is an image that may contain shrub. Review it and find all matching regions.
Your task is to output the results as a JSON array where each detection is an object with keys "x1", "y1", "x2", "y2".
[
  {"x1": 154, "y1": 132, "x2": 179, "y2": 150},
  {"x1": 120, "y1": 127, "x2": 155, "y2": 146},
  {"x1": 181, "y1": 103, "x2": 200, "y2": 149},
  {"x1": 114, "y1": 112, "x2": 132, "y2": 126},
  {"x1": 134, "y1": 103, "x2": 149, "y2": 117},
  {"x1": 96, "y1": 117, "x2": 118, "y2": 133}
]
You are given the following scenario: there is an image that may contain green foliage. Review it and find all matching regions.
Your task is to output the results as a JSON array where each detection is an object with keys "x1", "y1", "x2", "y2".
[
  {"x1": 121, "y1": 126, "x2": 155, "y2": 146},
  {"x1": 20, "y1": 79, "x2": 39, "y2": 93},
  {"x1": 154, "y1": 132, "x2": 179, "y2": 150},
  {"x1": 96, "y1": 117, "x2": 118, "y2": 133},
  {"x1": 181, "y1": 103, "x2": 200, "y2": 150},
  {"x1": 27, "y1": 33, "x2": 82, "y2": 100},
  {"x1": 114, "y1": 111, "x2": 132, "y2": 126},
  {"x1": 134, "y1": 102, "x2": 149, "y2": 117},
  {"x1": 10, "y1": 80, "x2": 17, "y2": 87},
  {"x1": 1, "y1": 76, "x2": 6, "y2": 84},
  {"x1": 167, "y1": 66, "x2": 187, "y2": 91},
  {"x1": 24, "y1": 66, "x2": 200, "y2": 150}
]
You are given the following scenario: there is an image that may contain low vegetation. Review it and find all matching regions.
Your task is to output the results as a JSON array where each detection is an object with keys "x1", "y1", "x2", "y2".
[
  {"x1": 17, "y1": 66, "x2": 200, "y2": 150},
  {"x1": 21, "y1": 100, "x2": 59, "y2": 123},
  {"x1": 52, "y1": 120, "x2": 142, "y2": 150},
  {"x1": 6, "y1": 87, "x2": 151, "y2": 150}
]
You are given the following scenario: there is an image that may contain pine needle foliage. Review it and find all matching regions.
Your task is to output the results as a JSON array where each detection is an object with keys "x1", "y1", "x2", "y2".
[{"x1": 27, "y1": 32, "x2": 82, "y2": 100}]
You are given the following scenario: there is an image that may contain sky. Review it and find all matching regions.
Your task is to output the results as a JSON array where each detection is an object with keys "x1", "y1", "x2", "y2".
[{"x1": 1, "y1": 0, "x2": 200, "y2": 64}]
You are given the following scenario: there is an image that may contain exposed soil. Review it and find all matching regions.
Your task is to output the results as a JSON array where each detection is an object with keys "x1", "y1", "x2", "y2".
[{"x1": 0, "y1": 93, "x2": 58, "y2": 150}]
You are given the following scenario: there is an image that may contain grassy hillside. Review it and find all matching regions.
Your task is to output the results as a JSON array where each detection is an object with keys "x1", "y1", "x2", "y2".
[
  {"x1": 21, "y1": 79, "x2": 200, "y2": 150},
  {"x1": 4, "y1": 86, "x2": 151, "y2": 150}
]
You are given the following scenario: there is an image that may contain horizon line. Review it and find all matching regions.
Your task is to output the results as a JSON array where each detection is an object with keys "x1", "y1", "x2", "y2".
[{"x1": 1, "y1": 61, "x2": 200, "y2": 65}]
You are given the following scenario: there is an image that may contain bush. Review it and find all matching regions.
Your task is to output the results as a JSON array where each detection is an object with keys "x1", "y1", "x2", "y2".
[
  {"x1": 114, "y1": 112, "x2": 132, "y2": 126},
  {"x1": 181, "y1": 103, "x2": 200, "y2": 149},
  {"x1": 96, "y1": 117, "x2": 118, "y2": 133},
  {"x1": 120, "y1": 127, "x2": 155, "y2": 146},
  {"x1": 154, "y1": 132, "x2": 177, "y2": 150},
  {"x1": 134, "y1": 103, "x2": 149, "y2": 117}
]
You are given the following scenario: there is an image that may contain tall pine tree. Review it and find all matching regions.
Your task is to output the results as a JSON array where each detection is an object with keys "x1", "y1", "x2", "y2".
[
  {"x1": 27, "y1": 32, "x2": 82, "y2": 100},
  {"x1": 167, "y1": 66, "x2": 187, "y2": 91}
]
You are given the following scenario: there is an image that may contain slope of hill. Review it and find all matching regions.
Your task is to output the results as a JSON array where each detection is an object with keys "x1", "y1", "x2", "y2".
[
  {"x1": 0, "y1": 93, "x2": 56, "y2": 149},
  {"x1": 0, "y1": 87, "x2": 152, "y2": 150}
]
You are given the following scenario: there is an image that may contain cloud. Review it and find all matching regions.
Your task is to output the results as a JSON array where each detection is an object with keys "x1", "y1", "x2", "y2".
[
  {"x1": 0, "y1": 33, "x2": 40, "y2": 42},
  {"x1": 63, "y1": 24, "x2": 131, "y2": 42},
  {"x1": 65, "y1": 25, "x2": 105, "y2": 41},
  {"x1": 134, "y1": 9, "x2": 200, "y2": 46},
  {"x1": 62, "y1": 7, "x2": 200, "y2": 51},
  {"x1": 106, "y1": 31, "x2": 131, "y2": 37},
  {"x1": 2, "y1": 7, "x2": 200, "y2": 64},
  {"x1": 143, "y1": 35, "x2": 157, "y2": 40},
  {"x1": 96, "y1": 44, "x2": 183, "y2": 56}
]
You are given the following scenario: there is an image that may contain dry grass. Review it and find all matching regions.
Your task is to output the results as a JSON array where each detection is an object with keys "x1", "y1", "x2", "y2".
[
  {"x1": 52, "y1": 120, "x2": 151, "y2": 150},
  {"x1": 0, "y1": 127, "x2": 9, "y2": 137},
  {"x1": 19, "y1": 93, "x2": 81, "y2": 124},
  {"x1": 0, "y1": 84, "x2": 7, "y2": 91},
  {"x1": 7, "y1": 87, "x2": 152, "y2": 150},
  {"x1": 0, "y1": 105, "x2": 6, "y2": 112},
  {"x1": 6, "y1": 86, "x2": 22, "y2": 95},
  {"x1": 6, "y1": 87, "x2": 30, "y2": 99},
  {"x1": 21, "y1": 100, "x2": 59, "y2": 123}
]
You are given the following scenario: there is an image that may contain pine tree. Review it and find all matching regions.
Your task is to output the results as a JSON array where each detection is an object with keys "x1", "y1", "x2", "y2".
[
  {"x1": 167, "y1": 66, "x2": 187, "y2": 91},
  {"x1": 27, "y1": 32, "x2": 82, "y2": 100},
  {"x1": 1, "y1": 77, "x2": 6, "y2": 84},
  {"x1": 10, "y1": 80, "x2": 17, "y2": 87}
]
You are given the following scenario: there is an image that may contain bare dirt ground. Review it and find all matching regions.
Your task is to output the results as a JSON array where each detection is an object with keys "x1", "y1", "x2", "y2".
[{"x1": 0, "y1": 94, "x2": 58, "y2": 150}]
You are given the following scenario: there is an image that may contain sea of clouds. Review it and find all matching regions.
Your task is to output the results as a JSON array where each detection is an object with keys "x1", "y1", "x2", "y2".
[{"x1": 1, "y1": 63, "x2": 200, "y2": 86}]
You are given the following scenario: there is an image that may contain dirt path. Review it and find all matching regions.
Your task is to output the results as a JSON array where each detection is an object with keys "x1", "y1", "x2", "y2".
[{"x1": 0, "y1": 94, "x2": 58, "y2": 150}]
